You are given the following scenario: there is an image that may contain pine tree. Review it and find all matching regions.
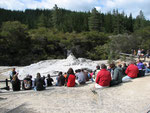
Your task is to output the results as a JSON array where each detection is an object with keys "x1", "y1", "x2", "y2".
[
  {"x1": 128, "y1": 13, "x2": 133, "y2": 32},
  {"x1": 134, "y1": 10, "x2": 146, "y2": 31},
  {"x1": 112, "y1": 9, "x2": 120, "y2": 34},
  {"x1": 119, "y1": 11, "x2": 126, "y2": 33},
  {"x1": 52, "y1": 4, "x2": 59, "y2": 29},
  {"x1": 37, "y1": 13, "x2": 46, "y2": 28},
  {"x1": 88, "y1": 8, "x2": 100, "y2": 31},
  {"x1": 105, "y1": 12, "x2": 113, "y2": 33}
]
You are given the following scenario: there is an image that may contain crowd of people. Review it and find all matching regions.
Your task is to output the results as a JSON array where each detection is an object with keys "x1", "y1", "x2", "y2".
[
  {"x1": 133, "y1": 48, "x2": 150, "y2": 61},
  {"x1": 9, "y1": 59, "x2": 150, "y2": 91}
]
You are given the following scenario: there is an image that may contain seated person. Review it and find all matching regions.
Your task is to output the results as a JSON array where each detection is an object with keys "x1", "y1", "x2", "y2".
[
  {"x1": 109, "y1": 63, "x2": 123, "y2": 86},
  {"x1": 34, "y1": 73, "x2": 45, "y2": 91},
  {"x1": 84, "y1": 70, "x2": 89, "y2": 81},
  {"x1": 145, "y1": 62, "x2": 150, "y2": 73},
  {"x1": 89, "y1": 70, "x2": 94, "y2": 82},
  {"x1": 56, "y1": 72, "x2": 65, "y2": 86},
  {"x1": 93, "y1": 65, "x2": 100, "y2": 80},
  {"x1": 122, "y1": 63, "x2": 127, "y2": 76},
  {"x1": 63, "y1": 73, "x2": 67, "y2": 78},
  {"x1": 42, "y1": 76, "x2": 46, "y2": 88},
  {"x1": 122, "y1": 61, "x2": 139, "y2": 82},
  {"x1": 45, "y1": 74, "x2": 54, "y2": 86},
  {"x1": 22, "y1": 75, "x2": 32, "y2": 90},
  {"x1": 137, "y1": 60, "x2": 145, "y2": 77},
  {"x1": 66, "y1": 68, "x2": 76, "y2": 87},
  {"x1": 95, "y1": 64, "x2": 111, "y2": 89},
  {"x1": 75, "y1": 69, "x2": 86, "y2": 85},
  {"x1": 11, "y1": 74, "x2": 20, "y2": 91}
]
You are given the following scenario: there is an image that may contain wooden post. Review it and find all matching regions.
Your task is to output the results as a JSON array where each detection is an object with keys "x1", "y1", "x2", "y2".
[{"x1": 5, "y1": 79, "x2": 10, "y2": 90}]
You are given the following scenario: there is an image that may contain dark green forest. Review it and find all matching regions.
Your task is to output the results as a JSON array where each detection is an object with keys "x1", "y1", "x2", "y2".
[{"x1": 0, "y1": 5, "x2": 150, "y2": 66}]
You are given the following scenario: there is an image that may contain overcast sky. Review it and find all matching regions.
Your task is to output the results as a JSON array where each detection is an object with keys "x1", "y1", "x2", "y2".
[{"x1": 0, "y1": 0, "x2": 150, "y2": 19}]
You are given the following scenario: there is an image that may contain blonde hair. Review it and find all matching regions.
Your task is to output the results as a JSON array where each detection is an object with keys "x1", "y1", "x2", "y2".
[{"x1": 12, "y1": 75, "x2": 18, "y2": 81}]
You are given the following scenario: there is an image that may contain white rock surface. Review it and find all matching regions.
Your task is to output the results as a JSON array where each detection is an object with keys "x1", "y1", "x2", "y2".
[{"x1": 1, "y1": 54, "x2": 107, "y2": 80}]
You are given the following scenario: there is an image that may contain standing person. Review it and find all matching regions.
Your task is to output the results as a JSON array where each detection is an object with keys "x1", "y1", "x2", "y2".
[
  {"x1": 45, "y1": 74, "x2": 54, "y2": 86},
  {"x1": 95, "y1": 64, "x2": 111, "y2": 88},
  {"x1": 9, "y1": 68, "x2": 17, "y2": 81},
  {"x1": 122, "y1": 61, "x2": 139, "y2": 82},
  {"x1": 66, "y1": 68, "x2": 76, "y2": 87},
  {"x1": 141, "y1": 49, "x2": 146, "y2": 61},
  {"x1": 34, "y1": 73, "x2": 45, "y2": 91},
  {"x1": 137, "y1": 49, "x2": 141, "y2": 59},
  {"x1": 146, "y1": 49, "x2": 150, "y2": 58},
  {"x1": 11, "y1": 74, "x2": 20, "y2": 91},
  {"x1": 75, "y1": 69, "x2": 86, "y2": 85},
  {"x1": 133, "y1": 50, "x2": 136, "y2": 56}
]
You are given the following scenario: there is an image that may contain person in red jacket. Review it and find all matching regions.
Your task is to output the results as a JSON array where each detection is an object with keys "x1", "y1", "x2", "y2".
[
  {"x1": 66, "y1": 68, "x2": 76, "y2": 87},
  {"x1": 122, "y1": 61, "x2": 139, "y2": 82},
  {"x1": 95, "y1": 64, "x2": 111, "y2": 88}
]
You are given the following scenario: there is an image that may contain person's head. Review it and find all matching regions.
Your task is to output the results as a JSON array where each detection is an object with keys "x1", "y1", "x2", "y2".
[
  {"x1": 75, "y1": 70, "x2": 78, "y2": 73},
  {"x1": 12, "y1": 68, "x2": 16, "y2": 72},
  {"x1": 118, "y1": 64, "x2": 122, "y2": 68},
  {"x1": 123, "y1": 63, "x2": 127, "y2": 67},
  {"x1": 137, "y1": 59, "x2": 142, "y2": 63},
  {"x1": 58, "y1": 72, "x2": 62, "y2": 76},
  {"x1": 101, "y1": 64, "x2": 107, "y2": 69},
  {"x1": 109, "y1": 63, "x2": 115, "y2": 69},
  {"x1": 29, "y1": 75, "x2": 32, "y2": 79},
  {"x1": 81, "y1": 69, "x2": 84, "y2": 72},
  {"x1": 12, "y1": 68, "x2": 16, "y2": 75},
  {"x1": 96, "y1": 65, "x2": 100, "y2": 69},
  {"x1": 43, "y1": 76, "x2": 45, "y2": 79},
  {"x1": 47, "y1": 74, "x2": 50, "y2": 78},
  {"x1": 78, "y1": 69, "x2": 81, "y2": 72},
  {"x1": 36, "y1": 73, "x2": 41, "y2": 79},
  {"x1": 129, "y1": 60, "x2": 135, "y2": 65},
  {"x1": 67, "y1": 68, "x2": 75, "y2": 75},
  {"x1": 144, "y1": 63, "x2": 147, "y2": 66}
]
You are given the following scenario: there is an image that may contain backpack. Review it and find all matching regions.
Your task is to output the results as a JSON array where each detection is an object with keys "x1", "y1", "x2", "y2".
[{"x1": 23, "y1": 79, "x2": 32, "y2": 90}]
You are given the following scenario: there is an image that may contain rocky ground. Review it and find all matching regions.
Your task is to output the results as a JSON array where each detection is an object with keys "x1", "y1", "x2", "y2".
[{"x1": 0, "y1": 75, "x2": 150, "y2": 113}]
